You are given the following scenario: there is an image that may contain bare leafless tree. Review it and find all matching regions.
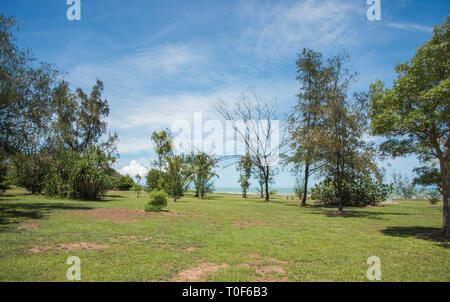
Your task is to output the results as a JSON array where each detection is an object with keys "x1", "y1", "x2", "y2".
[{"x1": 213, "y1": 91, "x2": 287, "y2": 201}]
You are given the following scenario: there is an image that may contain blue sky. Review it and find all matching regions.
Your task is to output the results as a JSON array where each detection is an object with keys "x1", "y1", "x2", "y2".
[{"x1": 1, "y1": 0, "x2": 448, "y2": 189}]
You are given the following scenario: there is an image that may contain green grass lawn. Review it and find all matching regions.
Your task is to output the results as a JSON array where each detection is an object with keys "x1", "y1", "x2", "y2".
[{"x1": 0, "y1": 187, "x2": 448, "y2": 281}]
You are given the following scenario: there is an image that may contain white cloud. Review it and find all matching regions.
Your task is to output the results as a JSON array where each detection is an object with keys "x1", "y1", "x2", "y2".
[
  {"x1": 118, "y1": 160, "x2": 149, "y2": 177},
  {"x1": 384, "y1": 22, "x2": 433, "y2": 33}
]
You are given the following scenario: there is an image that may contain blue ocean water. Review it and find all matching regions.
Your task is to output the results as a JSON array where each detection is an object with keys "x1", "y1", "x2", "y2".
[{"x1": 215, "y1": 187, "x2": 294, "y2": 195}]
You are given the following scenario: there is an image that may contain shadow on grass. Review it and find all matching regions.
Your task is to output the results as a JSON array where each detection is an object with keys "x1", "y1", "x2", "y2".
[
  {"x1": 104, "y1": 194, "x2": 126, "y2": 199},
  {"x1": 307, "y1": 208, "x2": 410, "y2": 220},
  {"x1": 0, "y1": 202, "x2": 93, "y2": 232},
  {"x1": 381, "y1": 226, "x2": 449, "y2": 248}
]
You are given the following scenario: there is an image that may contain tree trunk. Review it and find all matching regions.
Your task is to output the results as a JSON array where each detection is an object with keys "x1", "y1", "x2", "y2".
[
  {"x1": 265, "y1": 166, "x2": 270, "y2": 202},
  {"x1": 443, "y1": 190, "x2": 449, "y2": 235},
  {"x1": 301, "y1": 164, "x2": 310, "y2": 206},
  {"x1": 438, "y1": 158, "x2": 449, "y2": 235},
  {"x1": 337, "y1": 163, "x2": 343, "y2": 213},
  {"x1": 242, "y1": 187, "x2": 247, "y2": 198}
]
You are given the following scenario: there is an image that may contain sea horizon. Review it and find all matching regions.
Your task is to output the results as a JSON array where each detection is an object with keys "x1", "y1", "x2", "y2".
[{"x1": 214, "y1": 187, "x2": 295, "y2": 195}]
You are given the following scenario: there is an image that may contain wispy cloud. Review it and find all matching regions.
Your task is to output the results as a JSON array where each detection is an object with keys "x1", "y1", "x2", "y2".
[
  {"x1": 383, "y1": 22, "x2": 433, "y2": 33},
  {"x1": 68, "y1": 44, "x2": 210, "y2": 92},
  {"x1": 236, "y1": 0, "x2": 362, "y2": 58}
]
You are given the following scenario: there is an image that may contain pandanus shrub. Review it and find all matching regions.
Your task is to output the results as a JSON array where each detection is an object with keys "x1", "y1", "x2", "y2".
[
  {"x1": 70, "y1": 158, "x2": 107, "y2": 200},
  {"x1": 44, "y1": 147, "x2": 111, "y2": 200}
]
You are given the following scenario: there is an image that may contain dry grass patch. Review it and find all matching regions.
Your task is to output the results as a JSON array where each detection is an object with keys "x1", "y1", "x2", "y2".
[
  {"x1": 172, "y1": 263, "x2": 230, "y2": 281},
  {"x1": 233, "y1": 220, "x2": 294, "y2": 228},
  {"x1": 243, "y1": 254, "x2": 288, "y2": 281},
  {"x1": 77, "y1": 208, "x2": 184, "y2": 223},
  {"x1": 29, "y1": 242, "x2": 109, "y2": 254},
  {"x1": 17, "y1": 223, "x2": 39, "y2": 231}
]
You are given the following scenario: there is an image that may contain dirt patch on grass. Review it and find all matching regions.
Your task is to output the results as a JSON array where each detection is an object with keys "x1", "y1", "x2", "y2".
[
  {"x1": 17, "y1": 223, "x2": 39, "y2": 231},
  {"x1": 114, "y1": 235, "x2": 153, "y2": 243},
  {"x1": 233, "y1": 220, "x2": 294, "y2": 228},
  {"x1": 255, "y1": 265, "x2": 287, "y2": 281},
  {"x1": 256, "y1": 265, "x2": 285, "y2": 274},
  {"x1": 172, "y1": 263, "x2": 230, "y2": 282},
  {"x1": 248, "y1": 254, "x2": 288, "y2": 264},
  {"x1": 77, "y1": 208, "x2": 183, "y2": 223},
  {"x1": 185, "y1": 247, "x2": 196, "y2": 252},
  {"x1": 29, "y1": 242, "x2": 109, "y2": 253},
  {"x1": 242, "y1": 254, "x2": 288, "y2": 281}
]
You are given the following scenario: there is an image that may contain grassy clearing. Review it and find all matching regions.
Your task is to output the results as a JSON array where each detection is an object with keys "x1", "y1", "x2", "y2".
[{"x1": 0, "y1": 187, "x2": 448, "y2": 281}]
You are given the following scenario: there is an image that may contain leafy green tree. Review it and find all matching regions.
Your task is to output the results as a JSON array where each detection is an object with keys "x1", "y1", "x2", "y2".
[
  {"x1": 237, "y1": 153, "x2": 252, "y2": 198},
  {"x1": 12, "y1": 152, "x2": 51, "y2": 194},
  {"x1": 165, "y1": 156, "x2": 191, "y2": 201},
  {"x1": 0, "y1": 14, "x2": 59, "y2": 155},
  {"x1": 117, "y1": 175, "x2": 135, "y2": 191},
  {"x1": 286, "y1": 48, "x2": 326, "y2": 206},
  {"x1": 368, "y1": 18, "x2": 449, "y2": 234},
  {"x1": 151, "y1": 129, "x2": 173, "y2": 176},
  {"x1": 187, "y1": 152, "x2": 218, "y2": 199},
  {"x1": 413, "y1": 164, "x2": 443, "y2": 195},
  {"x1": 428, "y1": 190, "x2": 441, "y2": 206},
  {"x1": 311, "y1": 171, "x2": 390, "y2": 207},
  {"x1": 0, "y1": 150, "x2": 8, "y2": 192},
  {"x1": 0, "y1": 15, "x2": 59, "y2": 190},
  {"x1": 391, "y1": 172, "x2": 417, "y2": 199},
  {"x1": 293, "y1": 170, "x2": 305, "y2": 205},
  {"x1": 146, "y1": 168, "x2": 161, "y2": 192}
]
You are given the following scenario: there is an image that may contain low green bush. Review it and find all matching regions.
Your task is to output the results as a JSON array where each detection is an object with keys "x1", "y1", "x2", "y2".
[
  {"x1": 43, "y1": 147, "x2": 112, "y2": 200},
  {"x1": 311, "y1": 172, "x2": 391, "y2": 207},
  {"x1": 116, "y1": 175, "x2": 135, "y2": 191},
  {"x1": 145, "y1": 189, "x2": 168, "y2": 212},
  {"x1": 428, "y1": 190, "x2": 441, "y2": 205}
]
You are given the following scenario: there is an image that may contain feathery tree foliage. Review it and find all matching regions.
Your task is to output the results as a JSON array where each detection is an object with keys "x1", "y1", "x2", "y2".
[
  {"x1": 237, "y1": 152, "x2": 252, "y2": 198},
  {"x1": 310, "y1": 53, "x2": 382, "y2": 212},
  {"x1": 286, "y1": 48, "x2": 326, "y2": 206},
  {"x1": 52, "y1": 79, "x2": 117, "y2": 153}
]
